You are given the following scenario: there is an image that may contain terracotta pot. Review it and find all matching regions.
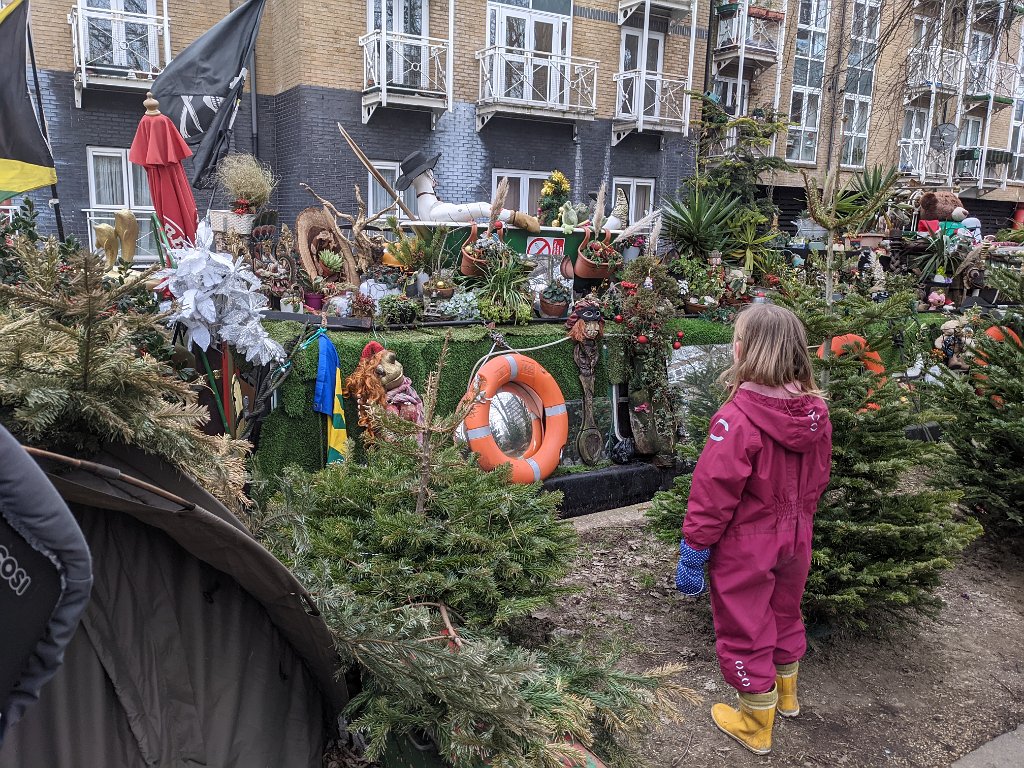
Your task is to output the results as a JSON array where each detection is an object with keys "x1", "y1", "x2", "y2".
[
  {"x1": 574, "y1": 227, "x2": 618, "y2": 279},
  {"x1": 303, "y1": 291, "x2": 324, "y2": 311},
  {"x1": 459, "y1": 221, "x2": 487, "y2": 276},
  {"x1": 428, "y1": 286, "x2": 456, "y2": 300},
  {"x1": 539, "y1": 297, "x2": 569, "y2": 317}
]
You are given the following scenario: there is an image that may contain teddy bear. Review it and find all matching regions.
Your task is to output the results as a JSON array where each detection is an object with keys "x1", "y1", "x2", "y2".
[{"x1": 917, "y1": 191, "x2": 969, "y2": 236}]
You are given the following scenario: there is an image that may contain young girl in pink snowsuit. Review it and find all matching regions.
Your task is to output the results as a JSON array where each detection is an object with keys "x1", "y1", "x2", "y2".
[{"x1": 676, "y1": 303, "x2": 832, "y2": 755}]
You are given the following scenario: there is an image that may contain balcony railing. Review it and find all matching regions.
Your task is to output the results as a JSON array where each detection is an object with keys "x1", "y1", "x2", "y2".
[
  {"x1": 359, "y1": 29, "x2": 451, "y2": 125},
  {"x1": 614, "y1": 70, "x2": 689, "y2": 127},
  {"x1": 715, "y1": 14, "x2": 782, "y2": 58},
  {"x1": 955, "y1": 146, "x2": 1013, "y2": 185},
  {"x1": 1, "y1": 205, "x2": 18, "y2": 225},
  {"x1": 897, "y1": 139, "x2": 954, "y2": 180},
  {"x1": 476, "y1": 45, "x2": 598, "y2": 129},
  {"x1": 84, "y1": 208, "x2": 160, "y2": 266},
  {"x1": 965, "y1": 60, "x2": 1019, "y2": 99},
  {"x1": 68, "y1": 1, "x2": 171, "y2": 108},
  {"x1": 906, "y1": 47, "x2": 963, "y2": 93}
]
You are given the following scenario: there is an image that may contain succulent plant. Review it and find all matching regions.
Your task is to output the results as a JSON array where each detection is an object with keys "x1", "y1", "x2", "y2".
[{"x1": 318, "y1": 249, "x2": 344, "y2": 276}]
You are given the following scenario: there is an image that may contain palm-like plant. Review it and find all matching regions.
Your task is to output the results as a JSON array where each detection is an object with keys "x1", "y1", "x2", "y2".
[
  {"x1": 663, "y1": 189, "x2": 741, "y2": 261},
  {"x1": 729, "y1": 216, "x2": 781, "y2": 274}
]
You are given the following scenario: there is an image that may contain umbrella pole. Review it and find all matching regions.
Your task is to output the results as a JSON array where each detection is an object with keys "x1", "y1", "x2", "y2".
[{"x1": 221, "y1": 342, "x2": 234, "y2": 437}]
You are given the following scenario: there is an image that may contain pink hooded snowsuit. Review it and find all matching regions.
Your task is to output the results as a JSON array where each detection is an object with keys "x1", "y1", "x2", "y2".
[{"x1": 683, "y1": 385, "x2": 832, "y2": 694}]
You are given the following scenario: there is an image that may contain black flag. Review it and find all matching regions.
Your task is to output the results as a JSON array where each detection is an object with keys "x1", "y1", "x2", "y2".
[{"x1": 151, "y1": 0, "x2": 266, "y2": 186}]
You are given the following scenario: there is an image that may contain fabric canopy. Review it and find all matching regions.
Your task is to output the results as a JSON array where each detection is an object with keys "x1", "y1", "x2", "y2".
[{"x1": 129, "y1": 109, "x2": 198, "y2": 249}]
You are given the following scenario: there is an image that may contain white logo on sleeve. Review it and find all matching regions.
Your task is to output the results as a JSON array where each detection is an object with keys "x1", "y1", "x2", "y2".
[
  {"x1": 709, "y1": 418, "x2": 730, "y2": 442},
  {"x1": 808, "y1": 410, "x2": 821, "y2": 432}
]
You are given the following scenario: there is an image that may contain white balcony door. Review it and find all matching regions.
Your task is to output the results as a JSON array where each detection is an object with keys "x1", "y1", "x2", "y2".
[
  {"x1": 619, "y1": 29, "x2": 664, "y2": 119},
  {"x1": 370, "y1": 0, "x2": 428, "y2": 89},
  {"x1": 967, "y1": 31, "x2": 993, "y2": 92},
  {"x1": 87, "y1": 147, "x2": 158, "y2": 264},
  {"x1": 83, "y1": 0, "x2": 159, "y2": 74},
  {"x1": 496, "y1": 6, "x2": 568, "y2": 106},
  {"x1": 712, "y1": 76, "x2": 749, "y2": 115}
]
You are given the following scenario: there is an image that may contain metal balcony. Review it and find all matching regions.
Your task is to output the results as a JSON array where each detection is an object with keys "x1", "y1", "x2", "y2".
[
  {"x1": 359, "y1": 30, "x2": 452, "y2": 129},
  {"x1": 955, "y1": 146, "x2": 1013, "y2": 189},
  {"x1": 897, "y1": 139, "x2": 954, "y2": 182},
  {"x1": 618, "y1": 0, "x2": 695, "y2": 24},
  {"x1": 68, "y1": 1, "x2": 171, "y2": 109},
  {"x1": 713, "y1": 11, "x2": 783, "y2": 70},
  {"x1": 476, "y1": 46, "x2": 598, "y2": 131},
  {"x1": 964, "y1": 60, "x2": 1019, "y2": 109},
  {"x1": 612, "y1": 70, "x2": 689, "y2": 145},
  {"x1": 905, "y1": 47, "x2": 964, "y2": 98}
]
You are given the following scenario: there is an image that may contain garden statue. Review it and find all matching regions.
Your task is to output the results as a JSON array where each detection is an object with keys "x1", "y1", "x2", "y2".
[
  {"x1": 557, "y1": 200, "x2": 579, "y2": 235},
  {"x1": 927, "y1": 288, "x2": 952, "y2": 311},
  {"x1": 588, "y1": 188, "x2": 629, "y2": 230},
  {"x1": 935, "y1": 319, "x2": 969, "y2": 371},
  {"x1": 346, "y1": 341, "x2": 424, "y2": 439},
  {"x1": 394, "y1": 151, "x2": 541, "y2": 232},
  {"x1": 566, "y1": 296, "x2": 605, "y2": 464},
  {"x1": 92, "y1": 209, "x2": 139, "y2": 276}
]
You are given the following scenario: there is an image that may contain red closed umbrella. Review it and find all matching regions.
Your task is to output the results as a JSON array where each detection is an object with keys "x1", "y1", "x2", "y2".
[{"x1": 129, "y1": 92, "x2": 198, "y2": 251}]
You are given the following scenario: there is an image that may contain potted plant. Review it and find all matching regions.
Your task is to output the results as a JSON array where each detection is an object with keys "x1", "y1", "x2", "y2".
[
  {"x1": 575, "y1": 228, "x2": 622, "y2": 279},
  {"x1": 619, "y1": 234, "x2": 647, "y2": 264},
  {"x1": 213, "y1": 154, "x2": 278, "y2": 235},
  {"x1": 424, "y1": 268, "x2": 456, "y2": 300},
  {"x1": 350, "y1": 292, "x2": 376, "y2": 319},
  {"x1": 663, "y1": 188, "x2": 741, "y2": 261},
  {"x1": 378, "y1": 293, "x2": 423, "y2": 326},
  {"x1": 538, "y1": 170, "x2": 571, "y2": 226},
  {"x1": 300, "y1": 274, "x2": 326, "y2": 311},
  {"x1": 478, "y1": 251, "x2": 533, "y2": 325},
  {"x1": 539, "y1": 279, "x2": 571, "y2": 317},
  {"x1": 669, "y1": 255, "x2": 724, "y2": 313}
]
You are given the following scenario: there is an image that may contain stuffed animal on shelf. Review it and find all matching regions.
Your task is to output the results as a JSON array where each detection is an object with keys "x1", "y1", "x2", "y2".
[
  {"x1": 917, "y1": 191, "x2": 968, "y2": 236},
  {"x1": 346, "y1": 341, "x2": 424, "y2": 439},
  {"x1": 927, "y1": 288, "x2": 953, "y2": 311}
]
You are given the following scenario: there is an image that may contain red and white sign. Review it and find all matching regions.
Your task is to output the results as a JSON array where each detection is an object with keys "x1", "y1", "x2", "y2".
[{"x1": 526, "y1": 236, "x2": 565, "y2": 257}]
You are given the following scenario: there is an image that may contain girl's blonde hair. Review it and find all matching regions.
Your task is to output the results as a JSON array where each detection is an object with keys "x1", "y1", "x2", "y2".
[{"x1": 720, "y1": 303, "x2": 821, "y2": 402}]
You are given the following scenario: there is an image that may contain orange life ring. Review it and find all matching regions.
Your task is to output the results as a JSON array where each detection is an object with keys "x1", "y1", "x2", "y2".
[
  {"x1": 463, "y1": 354, "x2": 568, "y2": 483},
  {"x1": 817, "y1": 333, "x2": 886, "y2": 410},
  {"x1": 499, "y1": 382, "x2": 543, "y2": 460}
]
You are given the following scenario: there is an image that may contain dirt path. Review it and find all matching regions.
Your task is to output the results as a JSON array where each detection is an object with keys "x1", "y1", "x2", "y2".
[{"x1": 547, "y1": 513, "x2": 1024, "y2": 768}]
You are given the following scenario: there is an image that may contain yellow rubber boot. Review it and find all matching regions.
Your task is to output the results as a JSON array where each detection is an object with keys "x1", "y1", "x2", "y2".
[
  {"x1": 776, "y1": 662, "x2": 800, "y2": 717},
  {"x1": 711, "y1": 686, "x2": 777, "y2": 755}
]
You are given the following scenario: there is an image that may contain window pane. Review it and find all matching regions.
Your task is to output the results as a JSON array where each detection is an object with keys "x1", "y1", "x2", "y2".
[
  {"x1": 634, "y1": 182, "x2": 653, "y2": 220},
  {"x1": 92, "y1": 154, "x2": 126, "y2": 207},
  {"x1": 527, "y1": 177, "x2": 544, "y2": 218},
  {"x1": 497, "y1": 175, "x2": 522, "y2": 212},
  {"x1": 131, "y1": 163, "x2": 153, "y2": 208}
]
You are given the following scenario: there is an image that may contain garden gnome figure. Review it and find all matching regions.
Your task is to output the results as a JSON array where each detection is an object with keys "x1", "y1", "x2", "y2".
[
  {"x1": 566, "y1": 296, "x2": 606, "y2": 464},
  {"x1": 395, "y1": 151, "x2": 541, "y2": 232},
  {"x1": 346, "y1": 341, "x2": 424, "y2": 439}
]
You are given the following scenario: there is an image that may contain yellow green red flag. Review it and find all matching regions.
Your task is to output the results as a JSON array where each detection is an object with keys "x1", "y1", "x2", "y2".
[{"x1": 0, "y1": 0, "x2": 57, "y2": 203}]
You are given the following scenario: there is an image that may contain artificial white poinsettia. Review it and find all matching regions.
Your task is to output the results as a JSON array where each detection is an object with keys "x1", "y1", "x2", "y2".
[{"x1": 158, "y1": 245, "x2": 285, "y2": 366}]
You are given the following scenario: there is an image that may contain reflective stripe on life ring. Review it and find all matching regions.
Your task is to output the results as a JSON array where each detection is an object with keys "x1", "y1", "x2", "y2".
[
  {"x1": 463, "y1": 354, "x2": 568, "y2": 484},
  {"x1": 817, "y1": 333, "x2": 886, "y2": 410}
]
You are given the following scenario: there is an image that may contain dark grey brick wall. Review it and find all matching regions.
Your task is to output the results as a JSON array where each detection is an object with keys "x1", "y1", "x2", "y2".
[
  {"x1": 20, "y1": 69, "x2": 272, "y2": 242},
  {"x1": 24, "y1": 73, "x2": 694, "y2": 241},
  {"x1": 273, "y1": 84, "x2": 695, "y2": 229}
]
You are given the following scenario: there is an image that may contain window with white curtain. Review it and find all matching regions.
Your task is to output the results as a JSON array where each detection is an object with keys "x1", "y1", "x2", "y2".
[
  {"x1": 786, "y1": 0, "x2": 831, "y2": 163},
  {"x1": 612, "y1": 177, "x2": 655, "y2": 225},
  {"x1": 367, "y1": 162, "x2": 418, "y2": 220},
  {"x1": 492, "y1": 169, "x2": 548, "y2": 217},
  {"x1": 86, "y1": 147, "x2": 157, "y2": 264}
]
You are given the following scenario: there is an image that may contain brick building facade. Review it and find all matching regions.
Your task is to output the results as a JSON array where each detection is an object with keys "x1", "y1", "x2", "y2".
[{"x1": 6, "y1": 0, "x2": 1023, "y2": 250}]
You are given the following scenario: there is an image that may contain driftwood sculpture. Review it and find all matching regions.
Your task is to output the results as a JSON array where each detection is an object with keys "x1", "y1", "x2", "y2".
[{"x1": 299, "y1": 183, "x2": 392, "y2": 284}]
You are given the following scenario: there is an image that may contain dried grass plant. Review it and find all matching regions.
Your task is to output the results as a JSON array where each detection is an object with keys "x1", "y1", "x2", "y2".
[{"x1": 215, "y1": 153, "x2": 279, "y2": 208}]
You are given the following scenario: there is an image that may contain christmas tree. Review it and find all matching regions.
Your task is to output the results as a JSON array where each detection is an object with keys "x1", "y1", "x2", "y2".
[
  {"x1": 255, "y1": 339, "x2": 694, "y2": 766},
  {"x1": 0, "y1": 234, "x2": 248, "y2": 508},
  {"x1": 932, "y1": 317, "x2": 1024, "y2": 529}
]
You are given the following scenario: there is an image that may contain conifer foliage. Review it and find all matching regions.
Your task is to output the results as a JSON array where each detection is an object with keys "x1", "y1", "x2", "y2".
[
  {"x1": 256, "y1": 340, "x2": 694, "y2": 766},
  {"x1": 932, "y1": 318, "x2": 1024, "y2": 530},
  {"x1": 0, "y1": 234, "x2": 248, "y2": 508}
]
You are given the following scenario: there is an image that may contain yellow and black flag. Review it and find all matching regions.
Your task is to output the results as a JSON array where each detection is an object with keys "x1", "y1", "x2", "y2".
[{"x1": 0, "y1": 0, "x2": 56, "y2": 203}]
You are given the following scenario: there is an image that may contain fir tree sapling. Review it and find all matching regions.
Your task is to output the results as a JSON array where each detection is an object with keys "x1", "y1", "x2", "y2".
[
  {"x1": 932, "y1": 319, "x2": 1024, "y2": 530},
  {"x1": 0, "y1": 237, "x2": 249, "y2": 508},
  {"x1": 256, "y1": 338, "x2": 696, "y2": 766}
]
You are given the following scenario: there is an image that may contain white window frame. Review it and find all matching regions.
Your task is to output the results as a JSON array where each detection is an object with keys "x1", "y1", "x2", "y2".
[
  {"x1": 899, "y1": 106, "x2": 928, "y2": 175},
  {"x1": 840, "y1": 0, "x2": 880, "y2": 169},
  {"x1": 367, "y1": 0, "x2": 429, "y2": 34},
  {"x1": 367, "y1": 161, "x2": 418, "y2": 220},
  {"x1": 612, "y1": 176, "x2": 656, "y2": 225},
  {"x1": 86, "y1": 147, "x2": 153, "y2": 212},
  {"x1": 82, "y1": 0, "x2": 161, "y2": 73},
  {"x1": 85, "y1": 146, "x2": 157, "y2": 265},
  {"x1": 492, "y1": 168, "x2": 549, "y2": 217},
  {"x1": 1010, "y1": 100, "x2": 1024, "y2": 182},
  {"x1": 786, "y1": 0, "x2": 831, "y2": 164},
  {"x1": 485, "y1": 1, "x2": 574, "y2": 107}
]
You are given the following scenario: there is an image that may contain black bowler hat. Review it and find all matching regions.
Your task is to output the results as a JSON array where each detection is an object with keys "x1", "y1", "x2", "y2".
[{"x1": 395, "y1": 150, "x2": 441, "y2": 191}]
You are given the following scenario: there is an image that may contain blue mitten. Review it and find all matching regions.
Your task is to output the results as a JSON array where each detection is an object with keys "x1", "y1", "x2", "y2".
[{"x1": 675, "y1": 539, "x2": 711, "y2": 596}]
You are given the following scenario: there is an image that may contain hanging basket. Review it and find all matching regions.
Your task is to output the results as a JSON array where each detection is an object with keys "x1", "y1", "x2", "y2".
[{"x1": 574, "y1": 228, "x2": 620, "y2": 279}]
